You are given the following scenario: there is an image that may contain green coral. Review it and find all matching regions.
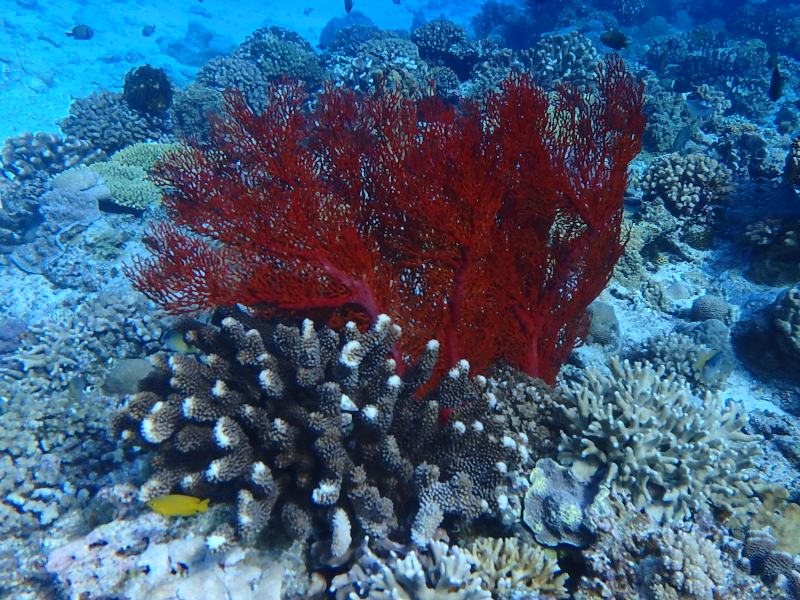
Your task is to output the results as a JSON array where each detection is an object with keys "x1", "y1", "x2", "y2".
[
  {"x1": 89, "y1": 142, "x2": 184, "y2": 210},
  {"x1": 90, "y1": 162, "x2": 160, "y2": 210},
  {"x1": 112, "y1": 141, "x2": 183, "y2": 171}
]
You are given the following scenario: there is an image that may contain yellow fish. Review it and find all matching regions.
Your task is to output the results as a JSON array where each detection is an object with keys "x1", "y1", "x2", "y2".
[
  {"x1": 146, "y1": 494, "x2": 209, "y2": 516},
  {"x1": 693, "y1": 349, "x2": 720, "y2": 372}
]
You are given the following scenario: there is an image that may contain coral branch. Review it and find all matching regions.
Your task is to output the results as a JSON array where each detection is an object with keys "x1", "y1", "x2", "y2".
[{"x1": 126, "y1": 56, "x2": 644, "y2": 383}]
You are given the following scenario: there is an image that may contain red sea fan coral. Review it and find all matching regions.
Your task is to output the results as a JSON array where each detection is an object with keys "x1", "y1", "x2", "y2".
[{"x1": 126, "y1": 55, "x2": 644, "y2": 384}]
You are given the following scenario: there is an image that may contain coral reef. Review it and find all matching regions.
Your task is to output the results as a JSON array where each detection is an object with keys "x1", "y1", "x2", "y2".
[
  {"x1": 411, "y1": 19, "x2": 478, "y2": 79},
  {"x1": 628, "y1": 319, "x2": 735, "y2": 391},
  {"x1": 641, "y1": 152, "x2": 735, "y2": 224},
  {"x1": 0, "y1": 338, "x2": 126, "y2": 535},
  {"x1": 46, "y1": 512, "x2": 174, "y2": 599},
  {"x1": 645, "y1": 32, "x2": 772, "y2": 120},
  {"x1": 470, "y1": 0, "x2": 536, "y2": 50},
  {"x1": 7, "y1": 170, "x2": 107, "y2": 277},
  {"x1": 196, "y1": 56, "x2": 274, "y2": 113},
  {"x1": 0, "y1": 175, "x2": 48, "y2": 251},
  {"x1": 0, "y1": 289, "x2": 164, "y2": 400},
  {"x1": 745, "y1": 217, "x2": 800, "y2": 286},
  {"x1": 237, "y1": 26, "x2": 323, "y2": 86},
  {"x1": 517, "y1": 30, "x2": 599, "y2": 91},
  {"x1": 557, "y1": 358, "x2": 761, "y2": 522},
  {"x1": 46, "y1": 505, "x2": 304, "y2": 600},
  {"x1": 196, "y1": 26, "x2": 323, "y2": 112},
  {"x1": 640, "y1": 80, "x2": 695, "y2": 154},
  {"x1": 786, "y1": 133, "x2": 800, "y2": 186},
  {"x1": 4, "y1": 14, "x2": 800, "y2": 600},
  {"x1": 60, "y1": 91, "x2": 171, "y2": 154},
  {"x1": 330, "y1": 534, "x2": 491, "y2": 600},
  {"x1": 168, "y1": 82, "x2": 223, "y2": 140},
  {"x1": 573, "y1": 493, "x2": 771, "y2": 600},
  {"x1": 111, "y1": 310, "x2": 529, "y2": 548},
  {"x1": 773, "y1": 285, "x2": 800, "y2": 362},
  {"x1": 1, "y1": 132, "x2": 105, "y2": 180}
]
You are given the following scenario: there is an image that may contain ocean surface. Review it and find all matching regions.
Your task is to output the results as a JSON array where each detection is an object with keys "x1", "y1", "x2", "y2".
[{"x1": 1, "y1": 0, "x2": 799, "y2": 598}]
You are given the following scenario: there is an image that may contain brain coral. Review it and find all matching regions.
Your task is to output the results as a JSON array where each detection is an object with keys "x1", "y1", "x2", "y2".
[{"x1": 557, "y1": 358, "x2": 761, "y2": 523}]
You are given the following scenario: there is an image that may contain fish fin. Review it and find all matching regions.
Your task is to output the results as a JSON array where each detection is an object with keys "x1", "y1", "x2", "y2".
[{"x1": 197, "y1": 498, "x2": 210, "y2": 512}]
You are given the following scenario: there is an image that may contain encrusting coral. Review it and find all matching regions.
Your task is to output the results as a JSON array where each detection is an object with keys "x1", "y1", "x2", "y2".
[
  {"x1": 557, "y1": 358, "x2": 761, "y2": 523},
  {"x1": 112, "y1": 308, "x2": 531, "y2": 550}
]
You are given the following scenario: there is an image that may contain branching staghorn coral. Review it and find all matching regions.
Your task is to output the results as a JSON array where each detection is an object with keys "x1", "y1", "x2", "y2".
[{"x1": 557, "y1": 358, "x2": 761, "y2": 523}]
